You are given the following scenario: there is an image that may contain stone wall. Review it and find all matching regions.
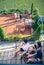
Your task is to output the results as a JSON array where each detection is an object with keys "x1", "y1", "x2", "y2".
[{"x1": 0, "y1": 41, "x2": 25, "y2": 64}]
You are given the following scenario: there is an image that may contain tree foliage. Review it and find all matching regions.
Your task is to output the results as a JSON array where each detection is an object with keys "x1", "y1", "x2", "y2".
[
  {"x1": 0, "y1": 27, "x2": 6, "y2": 41},
  {"x1": 31, "y1": 3, "x2": 33, "y2": 14},
  {"x1": 32, "y1": 6, "x2": 40, "y2": 31}
]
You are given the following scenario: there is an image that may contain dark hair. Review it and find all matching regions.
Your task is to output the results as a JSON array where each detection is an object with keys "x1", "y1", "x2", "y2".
[
  {"x1": 37, "y1": 42, "x2": 41, "y2": 47},
  {"x1": 34, "y1": 44, "x2": 37, "y2": 48},
  {"x1": 23, "y1": 40, "x2": 27, "y2": 43}
]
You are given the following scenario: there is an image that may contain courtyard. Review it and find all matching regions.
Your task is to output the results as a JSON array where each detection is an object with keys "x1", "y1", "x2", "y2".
[{"x1": 0, "y1": 14, "x2": 33, "y2": 37}]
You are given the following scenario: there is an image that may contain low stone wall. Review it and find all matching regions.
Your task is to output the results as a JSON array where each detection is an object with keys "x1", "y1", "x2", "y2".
[
  {"x1": 0, "y1": 41, "x2": 25, "y2": 64},
  {"x1": 0, "y1": 48, "x2": 15, "y2": 64}
]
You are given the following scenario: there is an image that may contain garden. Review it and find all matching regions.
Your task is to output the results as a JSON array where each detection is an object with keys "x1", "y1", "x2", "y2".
[{"x1": 0, "y1": 2, "x2": 43, "y2": 42}]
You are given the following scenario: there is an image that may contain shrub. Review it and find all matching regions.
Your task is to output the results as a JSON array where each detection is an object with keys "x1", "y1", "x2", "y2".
[
  {"x1": 0, "y1": 10, "x2": 2, "y2": 14},
  {"x1": 23, "y1": 24, "x2": 42, "y2": 41},
  {"x1": 14, "y1": 34, "x2": 23, "y2": 41},
  {"x1": 15, "y1": 34, "x2": 23, "y2": 39},
  {"x1": 43, "y1": 24, "x2": 44, "y2": 30},
  {"x1": 21, "y1": 9, "x2": 27, "y2": 14},
  {"x1": 0, "y1": 27, "x2": 6, "y2": 41},
  {"x1": 8, "y1": 35, "x2": 15, "y2": 41},
  {"x1": 32, "y1": 21, "x2": 38, "y2": 31},
  {"x1": 8, "y1": 34, "x2": 23, "y2": 41},
  {"x1": 0, "y1": 9, "x2": 28, "y2": 15},
  {"x1": 8, "y1": 9, "x2": 15, "y2": 14},
  {"x1": 0, "y1": 10, "x2": 8, "y2": 15},
  {"x1": 33, "y1": 24, "x2": 42, "y2": 40},
  {"x1": 15, "y1": 9, "x2": 22, "y2": 14},
  {"x1": 32, "y1": 8, "x2": 40, "y2": 21}
]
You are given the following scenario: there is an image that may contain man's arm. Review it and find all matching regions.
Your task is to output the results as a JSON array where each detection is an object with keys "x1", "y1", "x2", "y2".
[
  {"x1": 20, "y1": 51, "x2": 27, "y2": 57},
  {"x1": 37, "y1": 47, "x2": 41, "y2": 51},
  {"x1": 27, "y1": 53, "x2": 37, "y2": 58},
  {"x1": 15, "y1": 43, "x2": 22, "y2": 53}
]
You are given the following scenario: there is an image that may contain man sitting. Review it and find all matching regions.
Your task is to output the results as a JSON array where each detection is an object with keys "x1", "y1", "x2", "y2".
[
  {"x1": 15, "y1": 40, "x2": 30, "y2": 56},
  {"x1": 26, "y1": 42, "x2": 42, "y2": 64},
  {"x1": 24, "y1": 45, "x2": 37, "y2": 64}
]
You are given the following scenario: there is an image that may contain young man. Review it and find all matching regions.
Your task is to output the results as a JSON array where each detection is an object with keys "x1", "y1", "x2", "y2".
[
  {"x1": 26, "y1": 42, "x2": 42, "y2": 64},
  {"x1": 15, "y1": 40, "x2": 30, "y2": 56},
  {"x1": 35, "y1": 42, "x2": 42, "y2": 63},
  {"x1": 24, "y1": 45, "x2": 37, "y2": 64}
]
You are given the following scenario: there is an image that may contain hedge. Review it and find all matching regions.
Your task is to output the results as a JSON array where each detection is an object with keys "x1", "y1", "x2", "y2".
[
  {"x1": 7, "y1": 34, "x2": 23, "y2": 41},
  {"x1": 0, "y1": 9, "x2": 28, "y2": 15},
  {"x1": 0, "y1": 27, "x2": 6, "y2": 41}
]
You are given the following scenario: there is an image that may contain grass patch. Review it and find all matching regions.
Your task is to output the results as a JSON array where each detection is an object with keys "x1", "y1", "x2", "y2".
[{"x1": 0, "y1": 0, "x2": 44, "y2": 15}]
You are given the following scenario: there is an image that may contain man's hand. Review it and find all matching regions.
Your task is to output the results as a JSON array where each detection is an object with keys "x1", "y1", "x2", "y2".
[
  {"x1": 19, "y1": 51, "x2": 27, "y2": 57},
  {"x1": 26, "y1": 54, "x2": 32, "y2": 58},
  {"x1": 26, "y1": 53, "x2": 37, "y2": 58}
]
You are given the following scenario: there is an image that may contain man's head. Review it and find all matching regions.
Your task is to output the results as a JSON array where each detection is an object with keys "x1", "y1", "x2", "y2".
[
  {"x1": 22, "y1": 40, "x2": 27, "y2": 45},
  {"x1": 24, "y1": 40, "x2": 27, "y2": 43},
  {"x1": 28, "y1": 44, "x2": 34, "y2": 51},
  {"x1": 37, "y1": 42, "x2": 41, "y2": 47}
]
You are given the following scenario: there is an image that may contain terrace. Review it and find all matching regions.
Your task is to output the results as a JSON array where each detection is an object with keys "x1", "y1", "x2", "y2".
[{"x1": 0, "y1": 14, "x2": 33, "y2": 37}]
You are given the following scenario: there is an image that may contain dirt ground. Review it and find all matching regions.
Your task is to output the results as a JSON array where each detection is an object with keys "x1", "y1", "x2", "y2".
[{"x1": 0, "y1": 14, "x2": 32, "y2": 37}]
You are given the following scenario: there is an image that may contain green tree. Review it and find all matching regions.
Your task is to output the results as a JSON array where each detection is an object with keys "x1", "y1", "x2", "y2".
[
  {"x1": 0, "y1": 27, "x2": 6, "y2": 41},
  {"x1": 32, "y1": 8, "x2": 40, "y2": 22},
  {"x1": 31, "y1": 3, "x2": 33, "y2": 14},
  {"x1": 32, "y1": 8, "x2": 40, "y2": 31}
]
